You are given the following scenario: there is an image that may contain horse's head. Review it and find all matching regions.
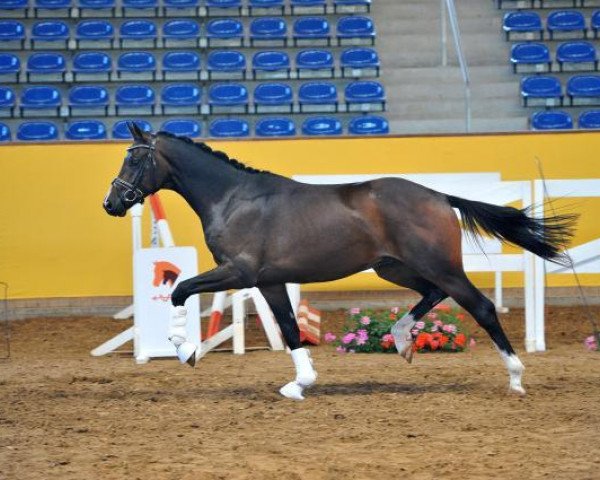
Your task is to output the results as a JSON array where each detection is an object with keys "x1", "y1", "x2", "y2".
[{"x1": 103, "y1": 122, "x2": 167, "y2": 217}]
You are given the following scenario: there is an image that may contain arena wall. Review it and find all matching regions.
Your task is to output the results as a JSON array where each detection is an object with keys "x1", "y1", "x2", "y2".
[{"x1": 1, "y1": 132, "x2": 599, "y2": 300}]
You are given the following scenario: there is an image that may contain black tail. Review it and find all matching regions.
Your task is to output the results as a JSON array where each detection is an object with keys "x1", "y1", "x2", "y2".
[{"x1": 447, "y1": 195, "x2": 578, "y2": 266}]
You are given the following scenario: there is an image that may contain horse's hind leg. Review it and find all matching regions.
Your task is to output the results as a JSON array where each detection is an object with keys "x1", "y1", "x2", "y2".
[
  {"x1": 374, "y1": 261, "x2": 447, "y2": 363},
  {"x1": 259, "y1": 284, "x2": 317, "y2": 401},
  {"x1": 431, "y1": 270, "x2": 526, "y2": 395}
]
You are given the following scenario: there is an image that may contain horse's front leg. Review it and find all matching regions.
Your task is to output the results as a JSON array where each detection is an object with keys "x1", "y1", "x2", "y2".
[
  {"x1": 169, "y1": 263, "x2": 254, "y2": 366},
  {"x1": 259, "y1": 284, "x2": 317, "y2": 401}
]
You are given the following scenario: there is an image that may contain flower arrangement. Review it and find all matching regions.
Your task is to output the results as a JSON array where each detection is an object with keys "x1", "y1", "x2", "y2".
[{"x1": 325, "y1": 305, "x2": 472, "y2": 354}]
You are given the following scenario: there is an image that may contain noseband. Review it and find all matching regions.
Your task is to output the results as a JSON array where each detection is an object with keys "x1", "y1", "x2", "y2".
[{"x1": 111, "y1": 137, "x2": 157, "y2": 204}]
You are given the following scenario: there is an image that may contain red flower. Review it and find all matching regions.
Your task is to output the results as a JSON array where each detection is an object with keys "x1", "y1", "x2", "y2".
[
  {"x1": 434, "y1": 304, "x2": 452, "y2": 312},
  {"x1": 415, "y1": 332, "x2": 431, "y2": 350},
  {"x1": 439, "y1": 334, "x2": 449, "y2": 347},
  {"x1": 454, "y1": 333, "x2": 467, "y2": 348},
  {"x1": 456, "y1": 313, "x2": 465, "y2": 321},
  {"x1": 380, "y1": 339, "x2": 394, "y2": 349}
]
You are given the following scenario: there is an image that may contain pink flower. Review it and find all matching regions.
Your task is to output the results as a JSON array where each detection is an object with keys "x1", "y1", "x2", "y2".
[
  {"x1": 382, "y1": 334, "x2": 395, "y2": 343},
  {"x1": 349, "y1": 307, "x2": 360, "y2": 315},
  {"x1": 324, "y1": 332, "x2": 337, "y2": 343},
  {"x1": 469, "y1": 338, "x2": 477, "y2": 348},
  {"x1": 433, "y1": 319, "x2": 443, "y2": 326},
  {"x1": 442, "y1": 324, "x2": 457, "y2": 334},
  {"x1": 342, "y1": 332, "x2": 356, "y2": 345},
  {"x1": 336, "y1": 346, "x2": 347, "y2": 354},
  {"x1": 411, "y1": 329, "x2": 419, "y2": 336},
  {"x1": 390, "y1": 307, "x2": 399, "y2": 314},
  {"x1": 415, "y1": 321, "x2": 425, "y2": 330},
  {"x1": 430, "y1": 324, "x2": 439, "y2": 332},
  {"x1": 584, "y1": 335, "x2": 598, "y2": 351},
  {"x1": 360, "y1": 316, "x2": 371, "y2": 325}
]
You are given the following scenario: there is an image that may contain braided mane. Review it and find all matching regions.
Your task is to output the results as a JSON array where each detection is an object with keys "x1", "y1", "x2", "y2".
[{"x1": 157, "y1": 130, "x2": 268, "y2": 175}]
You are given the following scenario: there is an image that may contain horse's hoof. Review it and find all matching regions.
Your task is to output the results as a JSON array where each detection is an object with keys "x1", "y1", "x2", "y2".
[
  {"x1": 508, "y1": 385, "x2": 526, "y2": 396},
  {"x1": 279, "y1": 381, "x2": 305, "y2": 401},
  {"x1": 176, "y1": 342, "x2": 197, "y2": 367},
  {"x1": 399, "y1": 344, "x2": 414, "y2": 364}
]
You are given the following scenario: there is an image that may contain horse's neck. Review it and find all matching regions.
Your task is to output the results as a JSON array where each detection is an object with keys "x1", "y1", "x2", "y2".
[{"x1": 166, "y1": 147, "x2": 248, "y2": 225}]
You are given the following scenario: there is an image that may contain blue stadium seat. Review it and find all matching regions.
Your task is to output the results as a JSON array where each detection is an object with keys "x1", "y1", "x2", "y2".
[
  {"x1": 340, "y1": 47, "x2": 380, "y2": 77},
  {"x1": 336, "y1": 16, "x2": 375, "y2": 46},
  {"x1": 26, "y1": 52, "x2": 66, "y2": 81},
  {"x1": 209, "y1": 118, "x2": 250, "y2": 137},
  {"x1": 160, "y1": 118, "x2": 201, "y2": 138},
  {"x1": 162, "y1": 19, "x2": 201, "y2": 47},
  {"x1": 78, "y1": 0, "x2": 116, "y2": 17},
  {"x1": 502, "y1": 11, "x2": 543, "y2": 41},
  {"x1": 298, "y1": 81, "x2": 338, "y2": 112},
  {"x1": 162, "y1": 51, "x2": 201, "y2": 80},
  {"x1": 248, "y1": 0, "x2": 284, "y2": 16},
  {"x1": 547, "y1": 10, "x2": 586, "y2": 40},
  {"x1": 520, "y1": 75, "x2": 563, "y2": 106},
  {"x1": 115, "y1": 84, "x2": 155, "y2": 115},
  {"x1": 31, "y1": 20, "x2": 69, "y2": 49},
  {"x1": 207, "y1": 50, "x2": 246, "y2": 79},
  {"x1": 567, "y1": 74, "x2": 600, "y2": 105},
  {"x1": 345, "y1": 80, "x2": 385, "y2": 111},
  {"x1": 556, "y1": 41, "x2": 598, "y2": 72},
  {"x1": 73, "y1": 51, "x2": 112, "y2": 81},
  {"x1": 120, "y1": 20, "x2": 158, "y2": 48},
  {"x1": 34, "y1": 0, "x2": 72, "y2": 17},
  {"x1": 17, "y1": 121, "x2": 59, "y2": 141},
  {"x1": 0, "y1": 53, "x2": 20, "y2": 82},
  {"x1": 530, "y1": 111, "x2": 573, "y2": 130},
  {"x1": 160, "y1": 83, "x2": 202, "y2": 114},
  {"x1": 293, "y1": 17, "x2": 330, "y2": 46},
  {"x1": 76, "y1": 20, "x2": 114, "y2": 48},
  {"x1": 0, "y1": 0, "x2": 28, "y2": 18},
  {"x1": 208, "y1": 83, "x2": 249, "y2": 113},
  {"x1": 578, "y1": 110, "x2": 600, "y2": 128},
  {"x1": 296, "y1": 49, "x2": 334, "y2": 78},
  {"x1": 592, "y1": 11, "x2": 600, "y2": 39},
  {"x1": 206, "y1": 0, "x2": 242, "y2": 16},
  {"x1": 250, "y1": 17, "x2": 287, "y2": 47},
  {"x1": 256, "y1": 117, "x2": 296, "y2": 137},
  {"x1": 291, "y1": 0, "x2": 326, "y2": 15},
  {"x1": 122, "y1": 0, "x2": 158, "y2": 17},
  {"x1": 302, "y1": 116, "x2": 342, "y2": 135},
  {"x1": 254, "y1": 82, "x2": 293, "y2": 113},
  {"x1": 20, "y1": 86, "x2": 61, "y2": 116},
  {"x1": 510, "y1": 43, "x2": 551, "y2": 74},
  {"x1": 68, "y1": 85, "x2": 109, "y2": 115},
  {"x1": 0, "y1": 21, "x2": 25, "y2": 49},
  {"x1": 163, "y1": 0, "x2": 199, "y2": 16},
  {"x1": 252, "y1": 50, "x2": 291, "y2": 79},
  {"x1": 348, "y1": 114, "x2": 388, "y2": 135},
  {"x1": 117, "y1": 51, "x2": 157, "y2": 80},
  {"x1": 65, "y1": 120, "x2": 107, "y2": 140},
  {"x1": 112, "y1": 119, "x2": 152, "y2": 139},
  {"x1": 0, "y1": 123, "x2": 10, "y2": 142},
  {"x1": 0, "y1": 87, "x2": 15, "y2": 117},
  {"x1": 206, "y1": 18, "x2": 243, "y2": 47},
  {"x1": 334, "y1": 0, "x2": 371, "y2": 14}
]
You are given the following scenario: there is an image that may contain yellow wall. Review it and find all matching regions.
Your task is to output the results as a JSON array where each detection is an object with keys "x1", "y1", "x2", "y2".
[{"x1": 1, "y1": 132, "x2": 599, "y2": 299}]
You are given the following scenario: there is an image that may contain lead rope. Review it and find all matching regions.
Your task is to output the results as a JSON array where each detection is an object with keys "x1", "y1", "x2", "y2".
[{"x1": 535, "y1": 158, "x2": 600, "y2": 350}]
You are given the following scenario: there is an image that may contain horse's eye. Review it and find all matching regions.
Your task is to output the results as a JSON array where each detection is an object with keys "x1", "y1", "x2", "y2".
[{"x1": 129, "y1": 155, "x2": 141, "y2": 166}]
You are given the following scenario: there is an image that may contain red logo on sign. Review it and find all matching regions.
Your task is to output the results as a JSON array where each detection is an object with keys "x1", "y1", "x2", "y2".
[{"x1": 152, "y1": 261, "x2": 181, "y2": 288}]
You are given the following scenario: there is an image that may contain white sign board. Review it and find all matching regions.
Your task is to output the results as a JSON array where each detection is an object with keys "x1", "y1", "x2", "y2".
[{"x1": 133, "y1": 247, "x2": 200, "y2": 362}]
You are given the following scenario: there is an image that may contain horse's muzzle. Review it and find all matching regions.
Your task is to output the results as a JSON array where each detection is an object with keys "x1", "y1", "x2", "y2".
[{"x1": 103, "y1": 195, "x2": 127, "y2": 217}]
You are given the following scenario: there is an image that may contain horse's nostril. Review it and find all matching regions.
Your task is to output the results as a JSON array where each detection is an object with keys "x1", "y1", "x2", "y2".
[{"x1": 104, "y1": 199, "x2": 112, "y2": 211}]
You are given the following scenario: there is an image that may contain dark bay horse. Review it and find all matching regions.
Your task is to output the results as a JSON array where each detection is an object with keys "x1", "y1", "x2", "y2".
[{"x1": 103, "y1": 122, "x2": 576, "y2": 400}]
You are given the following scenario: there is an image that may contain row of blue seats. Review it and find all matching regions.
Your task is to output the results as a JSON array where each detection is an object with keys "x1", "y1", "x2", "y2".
[
  {"x1": 503, "y1": 9, "x2": 600, "y2": 39},
  {"x1": 531, "y1": 109, "x2": 600, "y2": 128},
  {"x1": 496, "y1": 0, "x2": 593, "y2": 10},
  {"x1": 0, "y1": 115, "x2": 389, "y2": 140},
  {"x1": 510, "y1": 40, "x2": 598, "y2": 72},
  {"x1": 0, "y1": 17, "x2": 376, "y2": 49},
  {"x1": 521, "y1": 73, "x2": 600, "y2": 105},
  {"x1": 0, "y1": 48, "x2": 380, "y2": 83},
  {"x1": 0, "y1": 81, "x2": 386, "y2": 116},
  {"x1": 0, "y1": 0, "x2": 371, "y2": 18}
]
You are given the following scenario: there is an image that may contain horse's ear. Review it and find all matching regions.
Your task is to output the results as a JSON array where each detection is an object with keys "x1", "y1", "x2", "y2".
[
  {"x1": 130, "y1": 121, "x2": 146, "y2": 141},
  {"x1": 126, "y1": 121, "x2": 138, "y2": 139}
]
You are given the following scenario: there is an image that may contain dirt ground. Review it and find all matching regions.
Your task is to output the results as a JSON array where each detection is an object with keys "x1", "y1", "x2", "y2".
[{"x1": 1, "y1": 306, "x2": 600, "y2": 480}]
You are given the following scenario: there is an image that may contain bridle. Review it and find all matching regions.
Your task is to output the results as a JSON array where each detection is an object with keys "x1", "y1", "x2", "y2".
[{"x1": 111, "y1": 136, "x2": 157, "y2": 204}]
